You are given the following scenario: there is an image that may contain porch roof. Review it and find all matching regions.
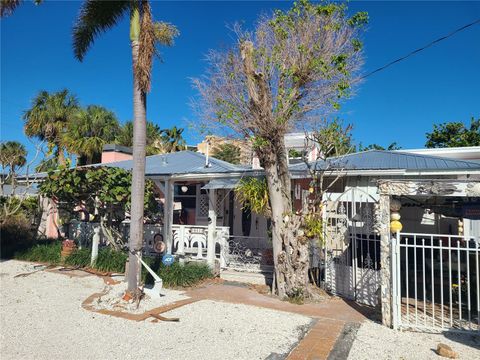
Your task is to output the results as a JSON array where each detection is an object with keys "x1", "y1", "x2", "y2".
[
  {"x1": 289, "y1": 150, "x2": 480, "y2": 174},
  {"x1": 201, "y1": 178, "x2": 241, "y2": 189}
]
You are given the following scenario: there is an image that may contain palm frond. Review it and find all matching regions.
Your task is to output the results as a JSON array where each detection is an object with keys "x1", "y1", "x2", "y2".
[
  {"x1": 73, "y1": 0, "x2": 130, "y2": 61},
  {"x1": 153, "y1": 21, "x2": 179, "y2": 47},
  {"x1": 136, "y1": 1, "x2": 156, "y2": 92},
  {"x1": 1, "y1": 0, "x2": 21, "y2": 17}
]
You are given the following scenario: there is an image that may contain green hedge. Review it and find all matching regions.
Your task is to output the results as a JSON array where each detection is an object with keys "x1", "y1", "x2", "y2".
[
  {"x1": 15, "y1": 241, "x2": 62, "y2": 264},
  {"x1": 13, "y1": 241, "x2": 212, "y2": 288}
]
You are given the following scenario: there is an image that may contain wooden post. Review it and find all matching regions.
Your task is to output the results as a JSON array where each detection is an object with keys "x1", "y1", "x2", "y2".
[
  {"x1": 91, "y1": 226, "x2": 100, "y2": 266},
  {"x1": 163, "y1": 179, "x2": 174, "y2": 254},
  {"x1": 379, "y1": 193, "x2": 392, "y2": 327},
  {"x1": 207, "y1": 189, "x2": 217, "y2": 268}
]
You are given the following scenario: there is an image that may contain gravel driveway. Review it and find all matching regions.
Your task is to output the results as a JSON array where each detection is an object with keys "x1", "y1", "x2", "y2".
[
  {"x1": 0, "y1": 260, "x2": 311, "y2": 360},
  {"x1": 348, "y1": 320, "x2": 480, "y2": 360}
]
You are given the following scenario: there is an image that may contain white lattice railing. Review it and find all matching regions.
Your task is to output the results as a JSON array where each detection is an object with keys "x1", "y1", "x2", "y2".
[{"x1": 172, "y1": 224, "x2": 230, "y2": 265}]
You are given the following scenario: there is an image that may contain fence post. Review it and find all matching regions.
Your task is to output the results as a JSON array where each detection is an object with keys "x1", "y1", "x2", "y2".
[
  {"x1": 207, "y1": 190, "x2": 217, "y2": 268},
  {"x1": 91, "y1": 226, "x2": 100, "y2": 266},
  {"x1": 379, "y1": 194, "x2": 393, "y2": 327}
]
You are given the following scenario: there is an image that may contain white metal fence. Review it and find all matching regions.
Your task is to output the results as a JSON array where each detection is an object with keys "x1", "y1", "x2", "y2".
[
  {"x1": 393, "y1": 232, "x2": 480, "y2": 333},
  {"x1": 324, "y1": 188, "x2": 381, "y2": 307}
]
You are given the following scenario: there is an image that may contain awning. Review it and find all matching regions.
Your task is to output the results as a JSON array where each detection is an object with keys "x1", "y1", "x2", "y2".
[{"x1": 201, "y1": 178, "x2": 241, "y2": 190}]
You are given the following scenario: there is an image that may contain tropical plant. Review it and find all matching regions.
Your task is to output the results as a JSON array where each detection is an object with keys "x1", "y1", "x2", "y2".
[
  {"x1": 23, "y1": 90, "x2": 79, "y2": 166},
  {"x1": 316, "y1": 118, "x2": 355, "y2": 157},
  {"x1": 0, "y1": 141, "x2": 27, "y2": 195},
  {"x1": 193, "y1": 0, "x2": 366, "y2": 298},
  {"x1": 0, "y1": 0, "x2": 42, "y2": 17},
  {"x1": 65, "y1": 105, "x2": 121, "y2": 165},
  {"x1": 235, "y1": 177, "x2": 271, "y2": 217},
  {"x1": 39, "y1": 165, "x2": 158, "y2": 252},
  {"x1": 116, "y1": 120, "x2": 163, "y2": 155},
  {"x1": 73, "y1": 0, "x2": 178, "y2": 291},
  {"x1": 212, "y1": 143, "x2": 241, "y2": 164},
  {"x1": 425, "y1": 117, "x2": 480, "y2": 148},
  {"x1": 157, "y1": 126, "x2": 186, "y2": 153},
  {"x1": 359, "y1": 142, "x2": 401, "y2": 151}
]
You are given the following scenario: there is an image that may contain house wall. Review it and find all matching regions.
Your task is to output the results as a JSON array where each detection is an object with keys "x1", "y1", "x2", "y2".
[{"x1": 101, "y1": 151, "x2": 133, "y2": 163}]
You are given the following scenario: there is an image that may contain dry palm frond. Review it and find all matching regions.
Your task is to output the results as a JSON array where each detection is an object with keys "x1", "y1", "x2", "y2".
[
  {"x1": 135, "y1": 1, "x2": 156, "y2": 93},
  {"x1": 1, "y1": 0, "x2": 21, "y2": 17},
  {"x1": 135, "y1": 1, "x2": 179, "y2": 93},
  {"x1": 154, "y1": 21, "x2": 179, "y2": 47}
]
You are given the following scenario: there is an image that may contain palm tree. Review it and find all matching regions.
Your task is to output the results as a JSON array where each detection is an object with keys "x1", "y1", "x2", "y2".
[
  {"x1": 0, "y1": 141, "x2": 27, "y2": 195},
  {"x1": 73, "y1": 0, "x2": 178, "y2": 292},
  {"x1": 212, "y1": 143, "x2": 241, "y2": 164},
  {"x1": 0, "y1": 0, "x2": 42, "y2": 17},
  {"x1": 23, "y1": 90, "x2": 79, "y2": 166},
  {"x1": 65, "y1": 105, "x2": 121, "y2": 165},
  {"x1": 158, "y1": 126, "x2": 186, "y2": 153},
  {"x1": 116, "y1": 120, "x2": 163, "y2": 156}
]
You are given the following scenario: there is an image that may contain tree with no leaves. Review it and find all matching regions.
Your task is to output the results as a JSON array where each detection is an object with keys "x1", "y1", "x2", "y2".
[
  {"x1": 193, "y1": 0, "x2": 367, "y2": 298},
  {"x1": 72, "y1": 0, "x2": 178, "y2": 292}
]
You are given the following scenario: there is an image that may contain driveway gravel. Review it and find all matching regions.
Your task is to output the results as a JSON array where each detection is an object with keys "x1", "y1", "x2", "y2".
[
  {"x1": 347, "y1": 320, "x2": 480, "y2": 360},
  {"x1": 0, "y1": 260, "x2": 311, "y2": 360}
]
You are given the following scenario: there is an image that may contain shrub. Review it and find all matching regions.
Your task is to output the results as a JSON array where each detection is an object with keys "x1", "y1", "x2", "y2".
[
  {"x1": 156, "y1": 261, "x2": 212, "y2": 288},
  {"x1": 14, "y1": 240, "x2": 62, "y2": 264},
  {"x1": 0, "y1": 214, "x2": 35, "y2": 259},
  {"x1": 64, "y1": 248, "x2": 91, "y2": 267},
  {"x1": 94, "y1": 248, "x2": 128, "y2": 273}
]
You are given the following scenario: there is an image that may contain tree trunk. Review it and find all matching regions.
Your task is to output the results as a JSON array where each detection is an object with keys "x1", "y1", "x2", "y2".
[
  {"x1": 240, "y1": 40, "x2": 309, "y2": 298},
  {"x1": 262, "y1": 142, "x2": 310, "y2": 299},
  {"x1": 127, "y1": 38, "x2": 147, "y2": 292},
  {"x1": 56, "y1": 146, "x2": 66, "y2": 166}
]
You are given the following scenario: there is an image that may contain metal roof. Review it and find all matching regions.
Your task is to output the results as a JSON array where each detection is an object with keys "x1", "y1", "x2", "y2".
[
  {"x1": 289, "y1": 150, "x2": 480, "y2": 173},
  {"x1": 201, "y1": 178, "x2": 242, "y2": 189},
  {"x1": 2, "y1": 184, "x2": 38, "y2": 196},
  {"x1": 104, "y1": 150, "x2": 248, "y2": 176}
]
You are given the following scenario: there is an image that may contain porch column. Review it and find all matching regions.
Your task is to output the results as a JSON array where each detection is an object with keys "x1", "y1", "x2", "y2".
[
  {"x1": 163, "y1": 179, "x2": 174, "y2": 254},
  {"x1": 207, "y1": 189, "x2": 217, "y2": 268},
  {"x1": 379, "y1": 194, "x2": 392, "y2": 327}
]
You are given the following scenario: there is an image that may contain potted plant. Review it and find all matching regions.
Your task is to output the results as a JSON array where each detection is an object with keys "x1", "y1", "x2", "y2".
[{"x1": 61, "y1": 239, "x2": 77, "y2": 258}]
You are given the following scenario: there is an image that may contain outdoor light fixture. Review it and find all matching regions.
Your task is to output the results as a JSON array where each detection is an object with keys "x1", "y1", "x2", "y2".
[{"x1": 181, "y1": 185, "x2": 189, "y2": 193}]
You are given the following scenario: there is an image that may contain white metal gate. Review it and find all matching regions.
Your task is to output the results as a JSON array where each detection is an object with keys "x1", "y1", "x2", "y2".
[
  {"x1": 393, "y1": 232, "x2": 480, "y2": 332},
  {"x1": 324, "y1": 188, "x2": 381, "y2": 306}
]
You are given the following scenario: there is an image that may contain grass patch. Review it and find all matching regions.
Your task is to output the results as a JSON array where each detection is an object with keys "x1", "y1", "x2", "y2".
[
  {"x1": 157, "y1": 261, "x2": 212, "y2": 288},
  {"x1": 13, "y1": 240, "x2": 212, "y2": 288},
  {"x1": 94, "y1": 248, "x2": 128, "y2": 273},
  {"x1": 14, "y1": 240, "x2": 62, "y2": 265},
  {"x1": 63, "y1": 248, "x2": 91, "y2": 267}
]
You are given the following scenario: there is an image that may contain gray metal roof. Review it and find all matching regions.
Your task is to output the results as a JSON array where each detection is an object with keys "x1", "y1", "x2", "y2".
[
  {"x1": 104, "y1": 150, "x2": 248, "y2": 176},
  {"x1": 201, "y1": 178, "x2": 242, "y2": 189},
  {"x1": 2, "y1": 184, "x2": 38, "y2": 196},
  {"x1": 289, "y1": 150, "x2": 480, "y2": 173}
]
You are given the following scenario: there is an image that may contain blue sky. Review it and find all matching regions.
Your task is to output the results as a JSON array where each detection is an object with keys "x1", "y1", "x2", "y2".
[{"x1": 1, "y1": 1, "x2": 479, "y2": 163}]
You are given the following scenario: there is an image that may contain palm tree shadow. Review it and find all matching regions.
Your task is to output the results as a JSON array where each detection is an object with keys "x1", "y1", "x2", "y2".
[{"x1": 441, "y1": 330, "x2": 480, "y2": 350}]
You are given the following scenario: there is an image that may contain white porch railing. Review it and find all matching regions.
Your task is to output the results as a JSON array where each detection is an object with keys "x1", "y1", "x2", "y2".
[{"x1": 172, "y1": 224, "x2": 229, "y2": 266}]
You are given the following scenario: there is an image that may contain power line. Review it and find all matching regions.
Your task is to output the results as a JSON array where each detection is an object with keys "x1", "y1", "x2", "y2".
[{"x1": 360, "y1": 18, "x2": 480, "y2": 80}]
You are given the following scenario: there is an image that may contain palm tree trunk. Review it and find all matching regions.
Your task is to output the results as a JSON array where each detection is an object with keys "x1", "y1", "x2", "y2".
[
  {"x1": 127, "y1": 13, "x2": 147, "y2": 292},
  {"x1": 56, "y1": 145, "x2": 66, "y2": 166}
]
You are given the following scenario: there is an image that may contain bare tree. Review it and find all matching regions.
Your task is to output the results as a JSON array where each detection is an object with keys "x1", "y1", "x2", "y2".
[{"x1": 193, "y1": 0, "x2": 367, "y2": 298}]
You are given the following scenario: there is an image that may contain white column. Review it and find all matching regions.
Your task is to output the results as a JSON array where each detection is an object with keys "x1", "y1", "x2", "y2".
[
  {"x1": 177, "y1": 225, "x2": 185, "y2": 255},
  {"x1": 162, "y1": 179, "x2": 174, "y2": 254},
  {"x1": 207, "y1": 189, "x2": 217, "y2": 268},
  {"x1": 90, "y1": 226, "x2": 100, "y2": 266}
]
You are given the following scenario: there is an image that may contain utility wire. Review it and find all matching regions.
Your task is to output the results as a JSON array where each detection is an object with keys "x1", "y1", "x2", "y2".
[{"x1": 360, "y1": 18, "x2": 480, "y2": 80}]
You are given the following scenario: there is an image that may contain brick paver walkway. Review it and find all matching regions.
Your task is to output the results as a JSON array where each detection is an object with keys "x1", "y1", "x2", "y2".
[{"x1": 185, "y1": 283, "x2": 375, "y2": 360}]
